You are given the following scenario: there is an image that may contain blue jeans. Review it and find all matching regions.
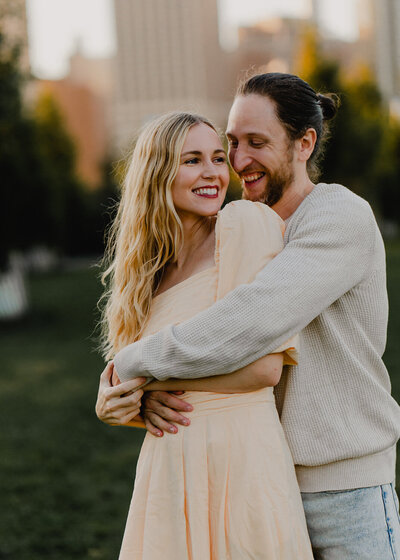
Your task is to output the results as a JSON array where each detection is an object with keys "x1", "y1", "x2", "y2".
[{"x1": 301, "y1": 483, "x2": 400, "y2": 559}]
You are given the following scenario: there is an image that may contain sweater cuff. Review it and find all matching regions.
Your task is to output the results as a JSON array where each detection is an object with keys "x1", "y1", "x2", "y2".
[{"x1": 114, "y1": 340, "x2": 151, "y2": 382}]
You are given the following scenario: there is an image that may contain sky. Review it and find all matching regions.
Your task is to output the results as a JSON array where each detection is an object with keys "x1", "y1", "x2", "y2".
[{"x1": 26, "y1": 0, "x2": 359, "y2": 79}]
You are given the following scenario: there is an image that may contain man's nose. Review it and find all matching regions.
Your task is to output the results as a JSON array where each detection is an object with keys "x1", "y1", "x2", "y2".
[{"x1": 229, "y1": 146, "x2": 252, "y2": 173}]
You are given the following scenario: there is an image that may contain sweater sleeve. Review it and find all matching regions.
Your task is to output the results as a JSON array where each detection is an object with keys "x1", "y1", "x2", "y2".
[{"x1": 114, "y1": 189, "x2": 376, "y2": 382}]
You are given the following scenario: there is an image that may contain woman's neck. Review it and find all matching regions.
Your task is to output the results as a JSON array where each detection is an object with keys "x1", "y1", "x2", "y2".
[
  {"x1": 175, "y1": 214, "x2": 215, "y2": 270},
  {"x1": 155, "y1": 214, "x2": 216, "y2": 296}
]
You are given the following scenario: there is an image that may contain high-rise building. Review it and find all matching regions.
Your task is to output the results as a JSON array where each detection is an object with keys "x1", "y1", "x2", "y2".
[
  {"x1": 309, "y1": 0, "x2": 321, "y2": 27},
  {"x1": 235, "y1": 17, "x2": 309, "y2": 77},
  {"x1": 112, "y1": 0, "x2": 230, "y2": 150},
  {"x1": 372, "y1": 0, "x2": 400, "y2": 101}
]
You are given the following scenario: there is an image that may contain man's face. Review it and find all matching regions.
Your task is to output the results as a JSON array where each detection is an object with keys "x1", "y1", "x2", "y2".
[{"x1": 226, "y1": 94, "x2": 295, "y2": 206}]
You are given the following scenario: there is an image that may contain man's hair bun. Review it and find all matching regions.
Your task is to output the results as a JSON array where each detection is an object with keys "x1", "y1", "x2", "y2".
[{"x1": 317, "y1": 93, "x2": 340, "y2": 121}]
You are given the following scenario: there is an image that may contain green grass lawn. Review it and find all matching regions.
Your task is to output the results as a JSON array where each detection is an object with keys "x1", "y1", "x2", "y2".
[
  {"x1": 0, "y1": 267, "x2": 146, "y2": 559},
  {"x1": 1, "y1": 244, "x2": 399, "y2": 559}
]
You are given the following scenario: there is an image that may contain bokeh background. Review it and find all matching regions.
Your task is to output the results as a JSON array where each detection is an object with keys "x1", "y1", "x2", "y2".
[{"x1": 1, "y1": 0, "x2": 399, "y2": 558}]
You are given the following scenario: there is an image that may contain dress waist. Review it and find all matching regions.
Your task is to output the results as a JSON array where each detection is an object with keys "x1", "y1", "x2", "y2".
[{"x1": 177, "y1": 387, "x2": 275, "y2": 418}]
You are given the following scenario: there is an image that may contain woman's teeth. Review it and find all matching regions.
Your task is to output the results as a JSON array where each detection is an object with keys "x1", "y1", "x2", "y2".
[{"x1": 193, "y1": 187, "x2": 218, "y2": 195}]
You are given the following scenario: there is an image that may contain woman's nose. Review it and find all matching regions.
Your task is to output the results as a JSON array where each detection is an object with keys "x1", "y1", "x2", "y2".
[{"x1": 202, "y1": 162, "x2": 217, "y2": 178}]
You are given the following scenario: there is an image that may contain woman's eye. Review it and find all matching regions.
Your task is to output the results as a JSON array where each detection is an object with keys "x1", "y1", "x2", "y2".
[
  {"x1": 214, "y1": 156, "x2": 227, "y2": 164},
  {"x1": 184, "y1": 157, "x2": 199, "y2": 164}
]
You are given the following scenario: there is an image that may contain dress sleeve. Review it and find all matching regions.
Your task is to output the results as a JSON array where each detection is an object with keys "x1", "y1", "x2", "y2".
[{"x1": 215, "y1": 200, "x2": 298, "y2": 365}]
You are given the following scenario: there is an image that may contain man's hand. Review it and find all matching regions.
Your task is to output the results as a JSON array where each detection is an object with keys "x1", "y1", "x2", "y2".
[
  {"x1": 95, "y1": 362, "x2": 147, "y2": 425},
  {"x1": 142, "y1": 391, "x2": 193, "y2": 437}
]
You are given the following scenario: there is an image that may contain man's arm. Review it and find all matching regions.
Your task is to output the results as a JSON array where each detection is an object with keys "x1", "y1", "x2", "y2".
[{"x1": 115, "y1": 192, "x2": 377, "y2": 382}]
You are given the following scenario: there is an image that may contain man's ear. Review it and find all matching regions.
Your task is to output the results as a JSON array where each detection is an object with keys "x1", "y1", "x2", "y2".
[{"x1": 296, "y1": 128, "x2": 317, "y2": 162}]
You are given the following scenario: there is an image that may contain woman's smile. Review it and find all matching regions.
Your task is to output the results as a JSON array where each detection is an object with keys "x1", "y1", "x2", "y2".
[{"x1": 192, "y1": 186, "x2": 219, "y2": 198}]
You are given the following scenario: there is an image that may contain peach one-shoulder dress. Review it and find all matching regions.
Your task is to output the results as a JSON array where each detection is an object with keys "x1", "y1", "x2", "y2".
[{"x1": 118, "y1": 201, "x2": 313, "y2": 560}]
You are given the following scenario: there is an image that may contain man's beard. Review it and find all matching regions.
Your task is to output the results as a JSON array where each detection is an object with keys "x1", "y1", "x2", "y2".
[
  {"x1": 262, "y1": 165, "x2": 294, "y2": 206},
  {"x1": 243, "y1": 147, "x2": 294, "y2": 206}
]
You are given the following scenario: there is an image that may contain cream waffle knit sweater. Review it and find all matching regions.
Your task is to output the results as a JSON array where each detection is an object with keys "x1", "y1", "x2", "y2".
[{"x1": 115, "y1": 184, "x2": 400, "y2": 492}]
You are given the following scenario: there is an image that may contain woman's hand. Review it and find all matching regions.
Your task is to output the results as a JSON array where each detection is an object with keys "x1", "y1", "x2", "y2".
[
  {"x1": 141, "y1": 391, "x2": 193, "y2": 436},
  {"x1": 111, "y1": 366, "x2": 121, "y2": 387},
  {"x1": 95, "y1": 362, "x2": 147, "y2": 426}
]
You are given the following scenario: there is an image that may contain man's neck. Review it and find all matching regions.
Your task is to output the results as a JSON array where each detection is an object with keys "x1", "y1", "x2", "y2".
[{"x1": 272, "y1": 177, "x2": 315, "y2": 221}]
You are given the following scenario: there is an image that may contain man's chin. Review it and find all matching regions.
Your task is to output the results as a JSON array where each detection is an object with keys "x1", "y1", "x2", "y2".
[{"x1": 242, "y1": 188, "x2": 265, "y2": 202}]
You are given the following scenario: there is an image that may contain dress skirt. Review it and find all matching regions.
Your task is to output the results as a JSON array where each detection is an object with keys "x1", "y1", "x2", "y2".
[{"x1": 119, "y1": 388, "x2": 313, "y2": 560}]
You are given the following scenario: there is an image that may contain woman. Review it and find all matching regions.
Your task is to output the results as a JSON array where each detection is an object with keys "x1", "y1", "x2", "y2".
[{"x1": 96, "y1": 112, "x2": 313, "y2": 559}]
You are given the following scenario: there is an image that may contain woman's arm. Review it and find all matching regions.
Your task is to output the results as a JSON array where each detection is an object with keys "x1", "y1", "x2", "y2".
[
  {"x1": 109, "y1": 353, "x2": 283, "y2": 434},
  {"x1": 142, "y1": 352, "x2": 284, "y2": 394}
]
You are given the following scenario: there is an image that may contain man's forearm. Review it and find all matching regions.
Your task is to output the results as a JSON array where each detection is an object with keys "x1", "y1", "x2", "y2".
[{"x1": 115, "y1": 194, "x2": 375, "y2": 382}]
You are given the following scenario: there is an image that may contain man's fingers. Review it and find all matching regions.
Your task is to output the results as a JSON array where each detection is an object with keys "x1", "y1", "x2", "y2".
[{"x1": 150, "y1": 391, "x2": 193, "y2": 412}]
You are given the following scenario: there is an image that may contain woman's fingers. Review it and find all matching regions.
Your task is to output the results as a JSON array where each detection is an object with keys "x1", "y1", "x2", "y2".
[
  {"x1": 100, "y1": 396, "x2": 142, "y2": 425},
  {"x1": 119, "y1": 407, "x2": 143, "y2": 425},
  {"x1": 144, "y1": 419, "x2": 162, "y2": 437},
  {"x1": 155, "y1": 391, "x2": 193, "y2": 412},
  {"x1": 111, "y1": 368, "x2": 121, "y2": 387},
  {"x1": 144, "y1": 411, "x2": 178, "y2": 436},
  {"x1": 107, "y1": 376, "x2": 148, "y2": 398},
  {"x1": 96, "y1": 363, "x2": 148, "y2": 425},
  {"x1": 143, "y1": 413, "x2": 165, "y2": 437},
  {"x1": 144, "y1": 391, "x2": 192, "y2": 426},
  {"x1": 107, "y1": 389, "x2": 144, "y2": 412},
  {"x1": 100, "y1": 361, "x2": 114, "y2": 386},
  {"x1": 107, "y1": 407, "x2": 142, "y2": 426}
]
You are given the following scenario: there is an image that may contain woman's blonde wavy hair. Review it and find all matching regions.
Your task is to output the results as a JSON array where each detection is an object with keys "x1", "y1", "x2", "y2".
[{"x1": 99, "y1": 111, "x2": 217, "y2": 360}]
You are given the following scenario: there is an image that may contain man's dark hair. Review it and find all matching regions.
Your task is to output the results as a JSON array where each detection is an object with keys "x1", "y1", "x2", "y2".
[{"x1": 237, "y1": 72, "x2": 339, "y2": 181}]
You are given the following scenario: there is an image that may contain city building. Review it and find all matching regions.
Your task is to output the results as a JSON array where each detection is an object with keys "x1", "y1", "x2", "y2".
[
  {"x1": 37, "y1": 48, "x2": 114, "y2": 188},
  {"x1": 235, "y1": 17, "x2": 310, "y2": 77},
  {"x1": 371, "y1": 0, "x2": 400, "y2": 104},
  {"x1": 112, "y1": 0, "x2": 230, "y2": 151}
]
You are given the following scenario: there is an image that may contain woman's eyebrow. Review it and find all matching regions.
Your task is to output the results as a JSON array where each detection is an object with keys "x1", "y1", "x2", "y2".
[
  {"x1": 181, "y1": 150, "x2": 201, "y2": 156},
  {"x1": 181, "y1": 149, "x2": 226, "y2": 156}
]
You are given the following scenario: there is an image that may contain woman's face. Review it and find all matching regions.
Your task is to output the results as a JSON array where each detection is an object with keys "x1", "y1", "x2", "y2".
[{"x1": 172, "y1": 123, "x2": 229, "y2": 220}]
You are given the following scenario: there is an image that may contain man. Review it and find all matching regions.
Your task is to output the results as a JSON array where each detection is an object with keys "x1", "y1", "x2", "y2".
[{"x1": 111, "y1": 73, "x2": 400, "y2": 558}]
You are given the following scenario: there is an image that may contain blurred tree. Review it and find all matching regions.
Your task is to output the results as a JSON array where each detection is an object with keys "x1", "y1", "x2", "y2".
[
  {"x1": 0, "y1": 26, "x2": 34, "y2": 268},
  {"x1": 33, "y1": 91, "x2": 89, "y2": 255},
  {"x1": 295, "y1": 30, "x2": 400, "y2": 226},
  {"x1": 376, "y1": 119, "x2": 400, "y2": 225},
  {"x1": 295, "y1": 26, "x2": 320, "y2": 82},
  {"x1": 0, "y1": 10, "x2": 113, "y2": 266},
  {"x1": 84, "y1": 159, "x2": 120, "y2": 256}
]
